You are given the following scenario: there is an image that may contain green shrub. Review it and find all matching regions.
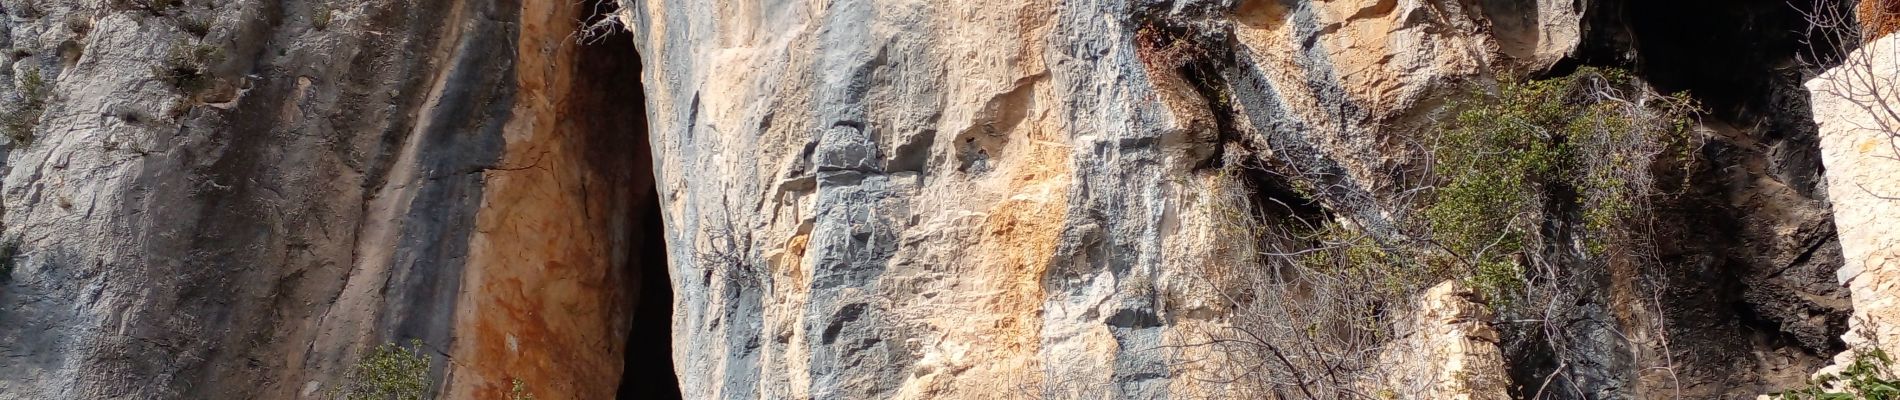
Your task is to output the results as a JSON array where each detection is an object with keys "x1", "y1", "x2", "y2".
[
  {"x1": 0, "y1": 240, "x2": 19, "y2": 284},
  {"x1": 1184, "y1": 67, "x2": 1697, "y2": 395},
  {"x1": 312, "y1": 4, "x2": 334, "y2": 31},
  {"x1": 1425, "y1": 72, "x2": 1572, "y2": 302},
  {"x1": 509, "y1": 378, "x2": 535, "y2": 400},
  {"x1": 2, "y1": 68, "x2": 49, "y2": 146},
  {"x1": 179, "y1": 16, "x2": 211, "y2": 37},
  {"x1": 152, "y1": 42, "x2": 224, "y2": 95},
  {"x1": 1426, "y1": 67, "x2": 1696, "y2": 304},
  {"x1": 335, "y1": 340, "x2": 431, "y2": 400},
  {"x1": 1779, "y1": 348, "x2": 1900, "y2": 399}
]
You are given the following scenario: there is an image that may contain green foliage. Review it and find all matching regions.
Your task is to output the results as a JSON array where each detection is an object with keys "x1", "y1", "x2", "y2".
[
  {"x1": 1425, "y1": 71, "x2": 1572, "y2": 303},
  {"x1": 66, "y1": 15, "x2": 93, "y2": 35},
  {"x1": 1293, "y1": 221, "x2": 1424, "y2": 337},
  {"x1": 335, "y1": 340, "x2": 432, "y2": 400},
  {"x1": 1779, "y1": 348, "x2": 1900, "y2": 400},
  {"x1": 0, "y1": 240, "x2": 19, "y2": 284},
  {"x1": 1426, "y1": 67, "x2": 1696, "y2": 304},
  {"x1": 312, "y1": 4, "x2": 334, "y2": 31},
  {"x1": 153, "y1": 42, "x2": 224, "y2": 95},
  {"x1": 1299, "y1": 222, "x2": 1410, "y2": 293},
  {"x1": 179, "y1": 16, "x2": 211, "y2": 37},
  {"x1": 509, "y1": 378, "x2": 535, "y2": 400},
  {"x1": 3, "y1": 67, "x2": 49, "y2": 146}
]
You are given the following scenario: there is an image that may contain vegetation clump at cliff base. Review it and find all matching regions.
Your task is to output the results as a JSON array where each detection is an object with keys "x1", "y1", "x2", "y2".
[
  {"x1": 3, "y1": 68, "x2": 50, "y2": 146},
  {"x1": 1426, "y1": 67, "x2": 1698, "y2": 304},
  {"x1": 334, "y1": 340, "x2": 432, "y2": 400},
  {"x1": 1175, "y1": 66, "x2": 1702, "y2": 397},
  {"x1": 1779, "y1": 338, "x2": 1900, "y2": 399}
]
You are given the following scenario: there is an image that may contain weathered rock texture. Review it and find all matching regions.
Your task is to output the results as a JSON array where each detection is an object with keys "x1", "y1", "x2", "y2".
[
  {"x1": 0, "y1": 0, "x2": 661, "y2": 399},
  {"x1": 0, "y1": 0, "x2": 1876, "y2": 398},
  {"x1": 1810, "y1": 32, "x2": 1900, "y2": 373},
  {"x1": 1372, "y1": 282, "x2": 1509, "y2": 400},
  {"x1": 624, "y1": 0, "x2": 1853, "y2": 398}
]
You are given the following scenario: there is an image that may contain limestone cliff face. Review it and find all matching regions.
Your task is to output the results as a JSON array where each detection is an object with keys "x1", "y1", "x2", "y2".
[
  {"x1": 620, "y1": 0, "x2": 1534, "y2": 397},
  {"x1": 625, "y1": 0, "x2": 1850, "y2": 398},
  {"x1": 0, "y1": 0, "x2": 654, "y2": 398},
  {"x1": 0, "y1": 0, "x2": 1872, "y2": 399},
  {"x1": 1810, "y1": 32, "x2": 1900, "y2": 377}
]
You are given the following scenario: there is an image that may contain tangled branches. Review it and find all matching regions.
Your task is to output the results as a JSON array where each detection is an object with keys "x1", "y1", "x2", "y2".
[{"x1": 1173, "y1": 67, "x2": 1698, "y2": 399}]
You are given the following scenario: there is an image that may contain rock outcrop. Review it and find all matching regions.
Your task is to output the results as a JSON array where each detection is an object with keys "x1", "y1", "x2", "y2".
[
  {"x1": 1811, "y1": 32, "x2": 1900, "y2": 374},
  {"x1": 623, "y1": 0, "x2": 1851, "y2": 398},
  {"x1": 0, "y1": 0, "x2": 1875, "y2": 398},
  {"x1": 0, "y1": 0, "x2": 659, "y2": 398},
  {"x1": 1371, "y1": 282, "x2": 1509, "y2": 400}
]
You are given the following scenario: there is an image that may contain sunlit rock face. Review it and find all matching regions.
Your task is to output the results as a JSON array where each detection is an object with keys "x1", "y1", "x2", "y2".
[
  {"x1": 620, "y1": 0, "x2": 1536, "y2": 397},
  {"x1": 0, "y1": 0, "x2": 1872, "y2": 398},
  {"x1": 1810, "y1": 32, "x2": 1900, "y2": 379},
  {"x1": 0, "y1": 0, "x2": 651, "y2": 398},
  {"x1": 624, "y1": 0, "x2": 1848, "y2": 398}
]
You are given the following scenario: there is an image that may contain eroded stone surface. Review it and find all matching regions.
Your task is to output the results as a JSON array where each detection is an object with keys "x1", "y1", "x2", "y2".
[
  {"x1": 0, "y1": 0, "x2": 1869, "y2": 398},
  {"x1": 1371, "y1": 282, "x2": 1510, "y2": 400},
  {"x1": 620, "y1": 0, "x2": 1546, "y2": 398},
  {"x1": 1810, "y1": 33, "x2": 1900, "y2": 374}
]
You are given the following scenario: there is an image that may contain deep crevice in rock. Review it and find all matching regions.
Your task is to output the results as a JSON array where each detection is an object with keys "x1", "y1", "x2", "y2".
[
  {"x1": 1506, "y1": 0, "x2": 1857, "y2": 397},
  {"x1": 1240, "y1": 167, "x2": 1329, "y2": 228},
  {"x1": 1131, "y1": 6, "x2": 1240, "y2": 171},
  {"x1": 568, "y1": 6, "x2": 681, "y2": 399}
]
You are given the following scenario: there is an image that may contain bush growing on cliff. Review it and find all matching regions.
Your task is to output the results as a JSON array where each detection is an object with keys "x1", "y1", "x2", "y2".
[
  {"x1": 312, "y1": 4, "x2": 334, "y2": 31},
  {"x1": 153, "y1": 42, "x2": 224, "y2": 95},
  {"x1": 1177, "y1": 161, "x2": 1427, "y2": 398},
  {"x1": 1175, "y1": 67, "x2": 1698, "y2": 398},
  {"x1": 509, "y1": 378, "x2": 536, "y2": 400},
  {"x1": 0, "y1": 240, "x2": 19, "y2": 284},
  {"x1": 3, "y1": 67, "x2": 49, "y2": 146},
  {"x1": 1426, "y1": 67, "x2": 1696, "y2": 304},
  {"x1": 335, "y1": 340, "x2": 431, "y2": 400}
]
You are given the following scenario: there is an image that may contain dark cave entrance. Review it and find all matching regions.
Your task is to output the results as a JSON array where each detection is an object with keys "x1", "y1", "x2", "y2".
[
  {"x1": 1556, "y1": 0, "x2": 1853, "y2": 156},
  {"x1": 567, "y1": 4, "x2": 681, "y2": 399},
  {"x1": 1507, "y1": 0, "x2": 1858, "y2": 397}
]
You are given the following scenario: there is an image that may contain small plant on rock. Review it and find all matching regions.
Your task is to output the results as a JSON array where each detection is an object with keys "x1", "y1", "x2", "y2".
[
  {"x1": 0, "y1": 240, "x2": 20, "y2": 284},
  {"x1": 3, "y1": 68, "x2": 50, "y2": 146},
  {"x1": 1425, "y1": 67, "x2": 1696, "y2": 304},
  {"x1": 179, "y1": 16, "x2": 211, "y2": 37},
  {"x1": 335, "y1": 339, "x2": 431, "y2": 400},
  {"x1": 1779, "y1": 348, "x2": 1900, "y2": 399},
  {"x1": 312, "y1": 3, "x2": 334, "y2": 31},
  {"x1": 509, "y1": 378, "x2": 535, "y2": 400}
]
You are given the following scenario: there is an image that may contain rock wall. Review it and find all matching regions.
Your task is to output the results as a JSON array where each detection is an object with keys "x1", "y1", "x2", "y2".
[
  {"x1": 622, "y1": 0, "x2": 1850, "y2": 398},
  {"x1": 1810, "y1": 32, "x2": 1900, "y2": 372},
  {"x1": 0, "y1": 0, "x2": 1873, "y2": 398},
  {"x1": 618, "y1": 0, "x2": 1530, "y2": 397},
  {"x1": 0, "y1": 0, "x2": 655, "y2": 398},
  {"x1": 1372, "y1": 282, "x2": 1509, "y2": 400}
]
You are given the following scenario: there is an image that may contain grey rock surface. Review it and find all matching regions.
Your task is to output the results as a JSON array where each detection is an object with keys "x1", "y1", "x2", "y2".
[
  {"x1": 0, "y1": 0, "x2": 1869, "y2": 398},
  {"x1": 624, "y1": 0, "x2": 1851, "y2": 398},
  {"x1": 0, "y1": 0, "x2": 521, "y2": 398}
]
